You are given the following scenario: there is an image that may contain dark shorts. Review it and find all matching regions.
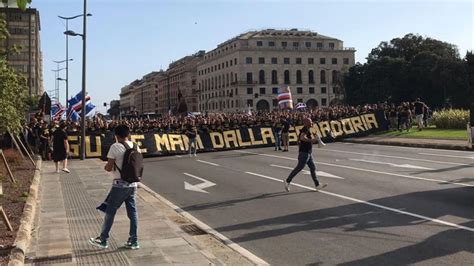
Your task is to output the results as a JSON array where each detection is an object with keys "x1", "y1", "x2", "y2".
[{"x1": 53, "y1": 149, "x2": 67, "y2": 162}]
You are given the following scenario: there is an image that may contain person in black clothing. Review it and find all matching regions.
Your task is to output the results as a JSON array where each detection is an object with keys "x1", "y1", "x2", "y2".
[
  {"x1": 52, "y1": 122, "x2": 70, "y2": 173},
  {"x1": 39, "y1": 122, "x2": 51, "y2": 160},
  {"x1": 413, "y1": 98, "x2": 427, "y2": 131},
  {"x1": 272, "y1": 119, "x2": 283, "y2": 151},
  {"x1": 284, "y1": 118, "x2": 327, "y2": 192},
  {"x1": 185, "y1": 124, "x2": 198, "y2": 157},
  {"x1": 281, "y1": 116, "x2": 291, "y2": 152}
]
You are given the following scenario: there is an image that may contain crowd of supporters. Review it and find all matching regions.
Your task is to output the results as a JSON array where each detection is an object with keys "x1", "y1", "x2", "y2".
[{"x1": 23, "y1": 100, "x2": 429, "y2": 160}]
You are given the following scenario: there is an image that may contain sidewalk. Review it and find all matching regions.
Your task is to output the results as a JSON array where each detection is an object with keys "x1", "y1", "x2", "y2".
[
  {"x1": 341, "y1": 135, "x2": 472, "y2": 151},
  {"x1": 24, "y1": 160, "x2": 254, "y2": 265}
]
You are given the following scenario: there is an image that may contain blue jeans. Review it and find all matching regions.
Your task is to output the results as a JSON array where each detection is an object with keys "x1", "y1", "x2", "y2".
[
  {"x1": 286, "y1": 152, "x2": 319, "y2": 186},
  {"x1": 188, "y1": 138, "x2": 197, "y2": 155},
  {"x1": 100, "y1": 186, "x2": 138, "y2": 242},
  {"x1": 274, "y1": 132, "x2": 281, "y2": 149}
]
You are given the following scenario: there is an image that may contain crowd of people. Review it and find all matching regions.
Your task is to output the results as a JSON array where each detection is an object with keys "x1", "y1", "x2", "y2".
[{"x1": 23, "y1": 99, "x2": 430, "y2": 159}]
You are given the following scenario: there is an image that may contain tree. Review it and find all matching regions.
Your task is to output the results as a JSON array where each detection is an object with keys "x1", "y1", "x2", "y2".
[
  {"x1": 0, "y1": 0, "x2": 32, "y2": 134},
  {"x1": 345, "y1": 33, "x2": 469, "y2": 108}
]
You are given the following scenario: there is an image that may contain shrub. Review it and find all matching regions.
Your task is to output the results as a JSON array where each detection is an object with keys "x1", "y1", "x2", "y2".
[{"x1": 432, "y1": 109, "x2": 469, "y2": 129}]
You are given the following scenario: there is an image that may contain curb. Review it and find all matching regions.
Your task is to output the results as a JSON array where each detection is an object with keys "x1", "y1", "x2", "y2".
[
  {"x1": 8, "y1": 159, "x2": 42, "y2": 266},
  {"x1": 341, "y1": 139, "x2": 472, "y2": 151},
  {"x1": 138, "y1": 183, "x2": 269, "y2": 266}
]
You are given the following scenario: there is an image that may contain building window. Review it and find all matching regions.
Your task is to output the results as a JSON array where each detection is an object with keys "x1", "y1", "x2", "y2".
[
  {"x1": 226, "y1": 61, "x2": 228, "y2": 67},
  {"x1": 296, "y1": 70, "x2": 302, "y2": 84},
  {"x1": 246, "y1": 57, "x2": 252, "y2": 64},
  {"x1": 272, "y1": 99, "x2": 278, "y2": 107},
  {"x1": 259, "y1": 70, "x2": 266, "y2": 84},
  {"x1": 333, "y1": 87, "x2": 336, "y2": 94},
  {"x1": 257, "y1": 41, "x2": 263, "y2": 46},
  {"x1": 284, "y1": 57, "x2": 290, "y2": 64},
  {"x1": 309, "y1": 87, "x2": 315, "y2": 94},
  {"x1": 296, "y1": 58, "x2": 302, "y2": 64},
  {"x1": 320, "y1": 70, "x2": 326, "y2": 84},
  {"x1": 332, "y1": 70, "x2": 338, "y2": 84},
  {"x1": 297, "y1": 98, "x2": 303, "y2": 103},
  {"x1": 281, "y1": 41, "x2": 287, "y2": 47},
  {"x1": 329, "y1": 42, "x2": 335, "y2": 49},
  {"x1": 332, "y1": 58, "x2": 338, "y2": 64},
  {"x1": 321, "y1": 87, "x2": 327, "y2": 94},
  {"x1": 234, "y1": 58, "x2": 237, "y2": 64},
  {"x1": 320, "y1": 58, "x2": 326, "y2": 64},
  {"x1": 230, "y1": 60, "x2": 233, "y2": 66},
  {"x1": 246, "y1": 72, "x2": 253, "y2": 84},
  {"x1": 284, "y1": 70, "x2": 290, "y2": 84},
  {"x1": 272, "y1": 87, "x2": 279, "y2": 94},
  {"x1": 308, "y1": 70, "x2": 315, "y2": 84},
  {"x1": 308, "y1": 58, "x2": 314, "y2": 64},
  {"x1": 343, "y1": 58, "x2": 349, "y2": 64},
  {"x1": 269, "y1": 41, "x2": 275, "y2": 47},
  {"x1": 271, "y1": 70, "x2": 277, "y2": 84},
  {"x1": 259, "y1": 57, "x2": 265, "y2": 64},
  {"x1": 293, "y1": 42, "x2": 299, "y2": 47},
  {"x1": 271, "y1": 57, "x2": 278, "y2": 64},
  {"x1": 322, "y1": 98, "x2": 327, "y2": 106},
  {"x1": 297, "y1": 87, "x2": 303, "y2": 94},
  {"x1": 317, "y1": 42, "x2": 323, "y2": 48},
  {"x1": 247, "y1": 87, "x2": 253, "y2": 94},
  {"x1": 247, "y1": 99, "x2": 253, "y2": 107},
  {"x1": 260, "y1": 87, "x2": 266, "y2": 94},
  {"x1": 305, "y1": 42, "x2": 311, "y2": 48}
]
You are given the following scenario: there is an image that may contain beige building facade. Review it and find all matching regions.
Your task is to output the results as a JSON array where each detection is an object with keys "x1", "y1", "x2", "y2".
[
  {"x1": 196, "y1": 29, "x2": 355, "y2": 112},
  {"x1": 0, "y1": 7, "x2": 43, "y2": 96}
]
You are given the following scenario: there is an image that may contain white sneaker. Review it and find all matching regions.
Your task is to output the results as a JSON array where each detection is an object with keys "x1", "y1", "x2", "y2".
[
  {"x1": 62, "y1": 168, "x2": 70, "y2": 173},
  {"x1": 56, "y1": 169, "x2": 60, "y2": 173},
  {"x1": 315, "y1": 183, "x2": 327, "y2": 191},
  {"x1": 284, "y1": 181, "x2": 290, "y2": 192},
  {"x1": 193, "y1": 154, "x2": 197, "y2": 157}
]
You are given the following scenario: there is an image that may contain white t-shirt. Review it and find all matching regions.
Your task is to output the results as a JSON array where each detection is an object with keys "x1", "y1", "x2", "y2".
[{"x1": 107, "y1": 140, "x2": 139, "y2": 187}]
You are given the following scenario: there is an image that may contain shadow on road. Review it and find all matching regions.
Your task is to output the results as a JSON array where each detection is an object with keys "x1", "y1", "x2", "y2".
[{"x1": 209, "y1": 187, "x2": 474, "y2": 265}]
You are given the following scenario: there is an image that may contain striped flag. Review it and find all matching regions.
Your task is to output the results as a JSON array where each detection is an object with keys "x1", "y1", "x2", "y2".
[
  {"x1": 295, "y1": 102, "x2": 307, "y2": 110},
  {"x1": 51, "y1": 102, "x2": 67, "y2": 121},
  {"x1": 277, "y1": 86, "x2": 293, "y2": 110}
]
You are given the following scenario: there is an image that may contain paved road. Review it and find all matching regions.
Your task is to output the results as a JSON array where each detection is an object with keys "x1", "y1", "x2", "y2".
[{"x1": 141, "y1": 143, "x2": 474, "y2": 265}]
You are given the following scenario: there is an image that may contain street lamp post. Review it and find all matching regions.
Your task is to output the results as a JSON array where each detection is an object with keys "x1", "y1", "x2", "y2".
[
  {"x1": 51, "y1": 65, "x2": 67, "y2": 103},
  {"x1": 64, "y1": 0, "x2": 89, "y2": 160},
  {"x1": 58, "y1": 13, "x2": 91, "y2": 109}
]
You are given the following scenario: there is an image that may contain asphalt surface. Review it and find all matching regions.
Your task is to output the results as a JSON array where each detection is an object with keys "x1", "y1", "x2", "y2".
[{"x1": 141, "y1": 143, "x2": 474, "y2": 265}]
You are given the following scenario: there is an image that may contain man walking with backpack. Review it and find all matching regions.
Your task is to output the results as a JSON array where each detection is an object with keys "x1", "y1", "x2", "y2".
[{"x1": 89, "y1": 124, "x2": 143, "y2": 249}]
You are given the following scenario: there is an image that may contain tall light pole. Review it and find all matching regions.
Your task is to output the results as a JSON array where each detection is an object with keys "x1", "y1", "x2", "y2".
[
  {"x1": 58, "y1": 13, "x2": 91, "y2": 109},
  {"x1": 51, "y1": 65, "x2": 67, "y2": 103},
  {"x1": 64, "y1": 0, "x2": 89, "y2": 160}
]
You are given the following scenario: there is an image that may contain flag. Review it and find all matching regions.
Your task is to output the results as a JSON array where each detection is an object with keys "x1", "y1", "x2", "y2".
[
  {"x1": 51, "y1": 102, "x2": 67, "y2": 121},
  {"x1": 278, "y1": 86, "x2": 293, "y2": 109},
  {"x1": 69, "y1": 110, "x2": 80, "y2": 122},
  {"x1": 68, "y1": 92, "x2": 82, "y2": 109},
  {"x1": 80, "y1": 101, "x2": 95, "y2": 115},
  {"x1": 246, "y1": 104, "x2": 252, "y2": 116},
  {"x1": 295, "y1": 102, "x2": 307, "y2": 110}
]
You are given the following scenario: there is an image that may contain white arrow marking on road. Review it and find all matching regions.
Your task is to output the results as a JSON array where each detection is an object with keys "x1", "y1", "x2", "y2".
[
  {"x1": 350, "y1": 159, "x2": 434, "y2": 170},
  {"x1": 418, "y1": 153, "x2": 474, "y2": 159},
  {"x1": 183, "y1": 173, "x2": 216, "y2": 194},
  {"x1": 196, "y1": 159, "x2": 220, "y2": 166},
  {"x1": 270, "y1": 164, "x2": 345, "y2": 179}
]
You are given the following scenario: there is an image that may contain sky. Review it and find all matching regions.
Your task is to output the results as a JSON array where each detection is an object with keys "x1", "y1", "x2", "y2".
[{"x1": 32, "y1": 0, "x2": 473, "y2": 114}]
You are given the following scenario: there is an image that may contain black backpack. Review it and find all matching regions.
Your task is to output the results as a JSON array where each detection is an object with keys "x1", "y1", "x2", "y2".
[{"x1": 115, "y1": 142, "x2": 143, "y2": 183}]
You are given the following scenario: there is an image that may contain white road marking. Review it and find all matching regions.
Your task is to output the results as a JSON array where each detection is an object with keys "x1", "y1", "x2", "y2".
[
  {"x1": 183, "y1": 173, "x2": 216, "y2": 193},
  {"x1": 139, "y1": 183, "x2": 269, "y2": 265},
  {"x1": 196, "y1": 159, "x2": 220, "y2": 167},
  {"x1": 235, "y1": 150, "x2": 474, "y2": 187},
  {"x1": 350, "y1": 159, "x2": 434, "y2": 170},
  {"x1": 418, "y1": 153, "x2": 474, "y2": 159},
  {"x1": 270, "y1": 164, "x2": 345, "y2": 179},
  {"x1": 244, "y1": 171, "x2": 474, "y2": 233},
  {"x1": 318, "y1": 148, "x2": 469, "y2": 166},
  {"x1": 176, "y1": 155, "x2": 183, "y2": 158},
  {"x1": 354, "y1": 143, "x2": 474, "y2": 154}
]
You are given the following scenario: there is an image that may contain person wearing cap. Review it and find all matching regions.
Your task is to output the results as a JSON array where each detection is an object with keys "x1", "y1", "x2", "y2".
[{"x1": 284, "y1": 117, "x2": 327, "y2": 192}]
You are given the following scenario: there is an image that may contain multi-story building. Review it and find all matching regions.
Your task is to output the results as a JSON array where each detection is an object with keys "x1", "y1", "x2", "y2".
[
  {"x1": 119, "y1": 83, "x2": 134, "y2": 115},
  {"x1": 196, "y1": 29, "x2": 355, "y2": 112},
  {"x1": 0, "y1": 6, "x2": 43, "y2": 96},
  {"x1": 156, "y1": 51, "x2": 204, "y2": 115},
  {"x1": 134, "y1": 71, "x2": 163, "y2": 114}
]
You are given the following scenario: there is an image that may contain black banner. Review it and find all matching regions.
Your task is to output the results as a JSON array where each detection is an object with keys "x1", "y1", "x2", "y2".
[{"x1": 67, "y1": 112, "x2": 388, "y2": 159}]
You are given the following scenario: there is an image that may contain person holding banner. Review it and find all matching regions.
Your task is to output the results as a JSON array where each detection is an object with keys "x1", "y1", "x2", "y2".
[{"x1": 284, "y1": 117, "x2": 327, "y2": 192}]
